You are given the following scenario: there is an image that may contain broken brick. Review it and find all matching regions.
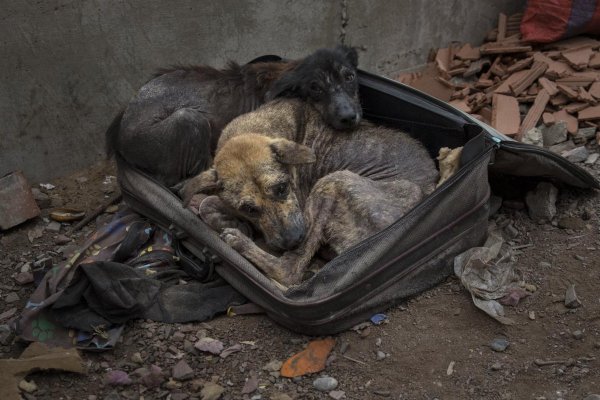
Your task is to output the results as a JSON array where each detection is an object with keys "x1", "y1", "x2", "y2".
[
  {"x1": 588, "y1": 81, "x2": 600, "y2": 99},
  {"x1": 435, "y1": 48, "x2": 451, "y2": 74},
  {"x1": 557, "y1": 84, "x2": 579, "y2": 100},
  {"x1": 533, "y1": 52, "x2": 573, "y2": 79},
  {"x1": 590, "y1": 52, "x2": 600, "y2": 68},
  {"x1": 492, "y1": 94, "x2": 520, "y2": 136},
  {"x1": 565, "y1": 102, "x2": 589, "y2": 114},
  {"x1": 480, "y1": 43, "x2": 532, "y2": 55},
  {"x1": 542, "y1": 112, "x2": 555, "y2": 125},
  {"x1": 577, "y1": 87, "x2": 597, "y2": 105},
  {"x1": 553, "y1": 109, "x2": 578, "y2": 134},
  {"x1": 518, "y1": 89, "x2": 550, "y2": 141},
  {"x1": 455, "y1": 43, "x2": 481, "y2": 61},
  {"x1": 509, "y1": 61, "x2": 548, "y2": 96},
  {"x1": 538, "y1": 77, "x2": 559, "y2": 96},
  {"x1": 497, "y1": 13, "x2": 507, "y2": 41},
  {"x1": 506, "y1": 57, "x2": 533, "y2": 73},
  {"x1": 578, "y1": 104, "x2": 600, "y2": 121},
  {"x1": 494, "y1": 69, "x2": 529, "y2": 94},
  {"x1": 0, "y1": 171, "x2": 41, "y2": 230},
  {"x1": 550, "y1": 93, "x2": 569, "y2": 106},
  {"x1": 561, "y1": 46, "x2": 594, "y2": 70}
]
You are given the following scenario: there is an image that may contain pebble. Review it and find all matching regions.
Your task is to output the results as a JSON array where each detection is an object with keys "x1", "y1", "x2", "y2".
[
  {"x1": 171, "y1": 332, "x2": 185, "y2": 342},
  {"x1": 20, "y1": 262, "x2": 32, "y2": 273},
  {"x1": 565, "y1": 284, "x2": 582, "y2": 309},
  {"x1": 490, "y1": 362, "x2": 502, "y2": 371},
  {"x1": 18, "y1": 379, "x2": 37, "y2": 393},
  {"x1": 528, "y1": 311, "x2": 536, "y2": 320},
  {"x1": 5, "y1": 292, "x2": 19, "y2": 303},
  {"x1": 539, "y1": 261, "x2": 551, "y2": 268},
  {"x1": 131, "y1": 352, "x2": 143, "y2": 364},
  {"x1": 573, "y1": 330, "x2": 584, "y2": 340},
  {"x1": 376, "y1": 351, "x2": 386, "y2": 360},
  {"x1": 490, "y1": 338, "x2": 509, "y2": 352},
  {"x1": 15, "y1": 271, "x2": 34, "y2": 285},
  {"x1": 525, "y1": 182, "x2": 558, "y2": 223},
  {"x1": 262, "y1": 360, "x2": 282, "y2": 372},
  {"x1": 54, "y1": 234, "x2": 71, "y2": 245},
  {"x1": 563, "y1": 146, "x2": 589, "y2": 163},
  {"x1": 585, "y1": 153, "x2": 599, "y2": 165},
  {"x1": 557, "y1": 216, "x2": 584, "y2": 230},
  {"x1": 340, "y1": 341, "x2": 349, "y2": 354},
  {"x1": 375, "y1": 338, "x2": 382, "y2": 347},
  {"x1": 329, "y1": 390, "x2": 346, "y2": 399},
  {"x1": 46, "y1": 221, "x2": 61, "y2": 233},
  {"x1": 172, "y1": 359, "x2": 194, "y2": 380},
  {"x1": 313, "y1": 376, "x2": 338, "y2": 391},
  {"x1": 200, "y1": 382, "x2": 225, "y2": 400}
]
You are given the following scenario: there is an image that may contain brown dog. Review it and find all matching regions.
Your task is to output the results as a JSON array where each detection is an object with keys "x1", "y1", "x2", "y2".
[{"x1": 182, "y1": 98, "x2": 439, "y2": 286}]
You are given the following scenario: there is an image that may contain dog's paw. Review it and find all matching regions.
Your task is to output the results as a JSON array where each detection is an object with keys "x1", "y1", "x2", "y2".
[{"x1": 220, "y1": 228, "x2": 252, "y2": 252}]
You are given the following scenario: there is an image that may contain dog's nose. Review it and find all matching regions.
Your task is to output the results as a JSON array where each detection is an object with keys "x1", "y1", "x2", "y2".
[
  {"x1": 338, "y1": 110, "x2": 359, "y2": 128},
  {"x1": 281, "y1": 226, "x2": 305, "y2": 249}
]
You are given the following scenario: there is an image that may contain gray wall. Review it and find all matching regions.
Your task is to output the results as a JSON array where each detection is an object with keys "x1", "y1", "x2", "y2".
[{"x1": 1, "y1": 0, "x2": 522, "y2": 183}]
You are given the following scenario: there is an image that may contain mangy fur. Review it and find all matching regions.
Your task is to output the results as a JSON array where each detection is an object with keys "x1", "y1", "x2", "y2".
[
  {"x1": 182, "y1": 99, "x2": 439, "y2": 286},
  {"x1": 106, "y1": 46, "x2": 361, "y2": 187}
]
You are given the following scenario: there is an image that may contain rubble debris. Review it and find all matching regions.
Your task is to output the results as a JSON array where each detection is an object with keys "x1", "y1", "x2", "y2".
[
  {"x1": 541, "y1": 121, "x2": 568, "y2": 147},
  {"x1": 565, "y1": 284, "x2": 582, "y2": 309},
  {"x1": 313, "y1": 376, "x2": 338, "y2": 392},
  {"x1": 0, "y1": 171, "x2": 41, "y2": 230},
  {"x1": 563, "y1": 146, "x2": 590, "y2": 163},
  {"x1": 393, "y1": 21, "x2": 600, "y2": 152},
  {"x1": 525, "y1": 182, "x2": 558, "y2": 223}
]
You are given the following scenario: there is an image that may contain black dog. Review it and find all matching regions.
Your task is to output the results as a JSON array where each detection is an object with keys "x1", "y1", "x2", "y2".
[{"x1": 106, "y1": 46, "x2": 362, "y2": 187}]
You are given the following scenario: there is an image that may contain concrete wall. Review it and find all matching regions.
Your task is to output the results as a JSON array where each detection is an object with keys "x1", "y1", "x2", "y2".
[{"x1": 1, "y1": 0, "x2": 523, "y2": 183}]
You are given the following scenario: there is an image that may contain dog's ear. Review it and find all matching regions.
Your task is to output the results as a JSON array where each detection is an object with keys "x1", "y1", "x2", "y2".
[
  {"x1": 180, "y1": 168, "x2": 222, "y2": 206},
  {"x1": 336, "y1": 45, "x2": 358, "y2": 68},
  {"x1": 266, "y1": 71, "x2": 300, "y2": 101},
  {"x1": 270, "y1": 138, "x2": 316, "y2": 165}
]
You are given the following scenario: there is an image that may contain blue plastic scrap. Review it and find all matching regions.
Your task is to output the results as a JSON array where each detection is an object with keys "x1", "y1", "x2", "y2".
[{"x1": 370, "y1": 313, "x2": 388, "y2": 325}]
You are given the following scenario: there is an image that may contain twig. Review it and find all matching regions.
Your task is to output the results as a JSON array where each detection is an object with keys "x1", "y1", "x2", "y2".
[
  {"x1": 68, "y1": 191, "x2": 121, "y2": 233},
  {"x1": 534, "y1": 359, "x2": 567, "y2": 366},
  {"x1": 512, "y1": 243, "x2": 534, "y2": 250},
  {"x1": 342, "y1": 354, "x2": 367, "y2": 365}
]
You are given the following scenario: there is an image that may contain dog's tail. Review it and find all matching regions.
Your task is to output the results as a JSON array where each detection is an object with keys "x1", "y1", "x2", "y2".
[{"x1": 105, "y1": 109, "x2": 124, "y2": 159}]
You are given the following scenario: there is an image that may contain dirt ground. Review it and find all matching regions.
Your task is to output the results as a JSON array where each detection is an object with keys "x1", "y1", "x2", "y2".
[{"x1": 1, "y1": 153, "x2": 600, "y2": 400}]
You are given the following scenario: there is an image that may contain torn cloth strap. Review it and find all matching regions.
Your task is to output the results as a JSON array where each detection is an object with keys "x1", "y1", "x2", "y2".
[{"x1": 15, "y1": 209, "x2": 245, "y2": 349}]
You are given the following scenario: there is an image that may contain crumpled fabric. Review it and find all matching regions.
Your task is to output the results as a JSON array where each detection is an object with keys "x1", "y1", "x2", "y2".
[
  {"x1": 454, "y1": 224, "x2": 526, "y2": 325},
  {"x1": 15, "y1": 209, "x2": 245, "y2": 350}
]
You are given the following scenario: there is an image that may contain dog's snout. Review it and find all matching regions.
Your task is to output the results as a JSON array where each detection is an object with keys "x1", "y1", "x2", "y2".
[
  {"x1": 339, "y1": 110, "x2": 359, "y2": 128},
  {"x1": 281, "y1": 225, "x2": 305, "y2": 249}
]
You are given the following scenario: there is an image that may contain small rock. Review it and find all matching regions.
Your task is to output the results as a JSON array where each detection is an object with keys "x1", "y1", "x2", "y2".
[
  {"x1": 54, "y1": 234, "x2": 71, "y2": 245},
  {"x1": 557, "y1": 216, "x2": 584, "y2": 230},
  {"x1": 20, "y1": 262, "x2": 32, "y2": 273},
  {"x1": 18, "y1": 379, "x2": 37, "y2": 393},
  {"x1": 490, "y1": 338, "x2": 509, "y2": 352},
  {"x1": 172, "y1": 331, "x2": 186, "y2": 342},
  {"x1": 172, "y1": 359, "x2": 195, "y2": 380},
  {"x1": 585, "y1": 153, "x2": 599, "y2": 165},
  {"x1": 170, "y1": 393, "x2": 189, "y2": 400},
  {"x1": 262, "y1": 360, "x2": 282, "y2": 372},
  {"x1": 523, "y1": 127, "x2": 543, "y2": 147},
  {"x1": 183, "y1": 339, "x2": 196, "y2": 354},
  {"x1": 372, "y1": 390, "x2": 392, "y2": 397},
  {"x1": 573, "y1": 330, "x2": 584, "y2": 340},
  {"x1": 5, "y1": 292, "x2": 19, "y2": 303},
  {"x1": 241, "y1": 372, "x2": 258, "y2": 394},
  {"x1": 15, "y1": 271, "x2": 34, "y2": 285},
  {"x1": 131, "y1": 352, "x2": 143, "y2": 364},
  {"x1": 563, "y1": 146, "x2": 589, "y2": 163},
  {"x1": 165, "y1": 377, "x2": 182, "y2": 390},
  {"x1": 490, "y1": 362, "x2": 502, "y2": 371},
  {"x1": 542, "y1": 121, "x2": 568, "y2": 147},
  {"x1": 46, "y1": 221, "x2": 61, "y2": 233},
  {"x1": 88, "y1": 395, "x2": 97, "y2": 400},
  {"x1": 565, "y1": 284, "x2": 582, "y2": 309},
  {"x1": 376, "y1": 351, "x2": 386, "y2": 361},
  {"x1": 524, "y1": 283, "x2": 537, "y2": 293},
  {"x1": 329, "y1": 390, "x2": 346, "y2": 399},
  {"x1": 528, "y1": 311, "x2": 536, "y2": 320},
  {"x1": 104, "y1": 370, "x2": 132, "y2": 386},
  {"x1": 583, "y1": 395, "x2": 600, "y2": 400},
  {"x1": 194, "y1": 337, "x2": 223, "y2": 355},
  {"x1": 539, "y1": 261, "x2": 551, "y2": 268},
  {"x1": 313, "y1": 376, "x2": 338, "y2": 392},
  {"x1": 31, "y1": 188, "x2": 52, "y2": 209},
  {"x1": 340, "y1": 341, "x2": 349, "y2": 354},
  {"x1": 549, "y1": 139, "x2": 576, "y2": 154},
  {"x1": 375, "y1": 338, "x2": 382, "y2": 347},
  {"x1": 504, "y1": 223, "x2": 519, "y2": 239},
  {"x1": 0, "y1": 324, "x2": 13, "y2": 345},
  {"x1": 574, "y1": 126, "x2": 597, "y2": 142},
  {"x1": 200, "y1": 382, "x2": 225, "y2": 400},
  {"x1": 270, "y1": 394, "x2": 293, "y2": 400},
  {"x1": 525, "y1": 182, "x2": 558, "y2": 223}
]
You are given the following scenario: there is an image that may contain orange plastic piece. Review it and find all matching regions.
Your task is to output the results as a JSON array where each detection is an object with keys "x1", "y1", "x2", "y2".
[{"x1": 280, "y1": 337, "x2": 336, "y2": 378}]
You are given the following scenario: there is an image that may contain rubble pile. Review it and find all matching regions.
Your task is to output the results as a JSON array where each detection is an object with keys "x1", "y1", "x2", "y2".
[{"x1": 397, "y1": 12, "x2": 600, "y2": 161}]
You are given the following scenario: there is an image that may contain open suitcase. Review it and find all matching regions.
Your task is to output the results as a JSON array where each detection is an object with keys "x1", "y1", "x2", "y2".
[{"x1": 117, "y1": 66, "x2": 599, "y2": 335}]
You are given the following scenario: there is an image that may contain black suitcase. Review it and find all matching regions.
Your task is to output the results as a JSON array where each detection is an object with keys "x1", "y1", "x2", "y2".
[{"x1": 117, "y1": 67, "x2": 599, "y2": 335}]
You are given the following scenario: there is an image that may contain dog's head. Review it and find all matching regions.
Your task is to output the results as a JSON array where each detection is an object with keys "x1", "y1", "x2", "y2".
[
  {"x1": 267, "y1": 45, "x2": 362, "y2": 130},
  {"x1": 182, "y1": 135, "x2": 316, "y2": 251}
]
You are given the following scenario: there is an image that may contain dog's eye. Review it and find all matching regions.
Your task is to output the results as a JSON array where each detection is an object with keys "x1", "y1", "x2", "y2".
[
  {"x1": 344, "y1": 72, "x2": 355, "y2": 82},
  {"x1": 239, "y1": 203, "x2": 260, "y2": 217},
  {"x1": 273, "y1": 182, "x2": 289, "y2": 199}
]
